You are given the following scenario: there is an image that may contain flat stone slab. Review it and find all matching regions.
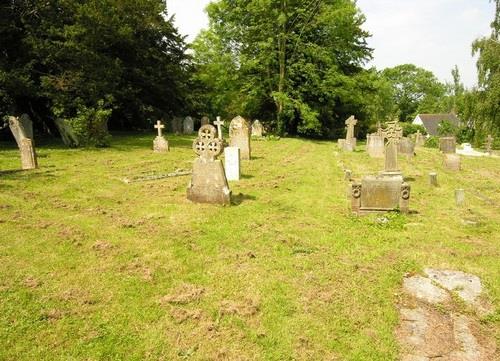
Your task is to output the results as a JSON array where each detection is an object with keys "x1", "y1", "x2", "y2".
[
  {"x1": 424, "y1": 269, "x2": 482, "y2": 306},
  {"x1": 403, "y1": 276, "x2": 450, "y2": 304}
]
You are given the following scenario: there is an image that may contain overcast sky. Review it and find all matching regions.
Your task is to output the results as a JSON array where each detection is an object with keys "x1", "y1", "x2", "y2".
[{"x1": 166, "y1": 0, "x2": 495, "y2": 87}]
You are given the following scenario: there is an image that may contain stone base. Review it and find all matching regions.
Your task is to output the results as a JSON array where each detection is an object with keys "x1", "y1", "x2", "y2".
[
  {"x1": 339, "y1": 138, "x2": 356, "y2": 152},
  {"x1": 351, "y1": 175, "x2": 410, "y2": 214},
  {"x1": 187, "y1": 158, "x2": 231, "y2": 205},
  {"x1": 153, "y1": 136, "x2": 169, "y2": 153}
]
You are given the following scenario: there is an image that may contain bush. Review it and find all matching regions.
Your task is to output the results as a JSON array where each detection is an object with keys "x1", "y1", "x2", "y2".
[
  {"x1": 401, "y1": 122, "x2": 427, "y2": 137},
  {"x1": 424, "y1": 136, "x2": 439, "y2": 148},
  {"x1": 437, "y1": 120, "x2": 458, "y2": 137}
]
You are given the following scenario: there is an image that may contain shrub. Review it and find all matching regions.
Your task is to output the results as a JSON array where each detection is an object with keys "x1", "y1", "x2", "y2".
[
  {"x1": 401, "y1": 122, "x2": 427, "y2": 137},
  {"x1": 424, "y1": 136, "x2": 439, "y2": 148}
]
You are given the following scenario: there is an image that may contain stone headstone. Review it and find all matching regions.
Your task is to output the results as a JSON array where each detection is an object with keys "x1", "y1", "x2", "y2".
[
  {"x1": 398, "y1": 137, "x2": 415, "y2": 158},
  {"x1": 415, "y1": 130, "x2": 425, "y2": 147},
  {"x1": 201, "y1": 116, "x2": 210, "y2": 126},
  {"x1": 171, "y1": 117, "x2": 183, "y2": 134},
  {"x1": 367, "y1": 134, "x2": 384, "y2": 158},
  {"x1": 351, "y1": 175, "x2": 410, "y2": 214},
  {"x1": 183, "y1": 116, "x2": 194, "y2": 134},
  {"x1": 485, "y1": 135, "x2": 493, "y2": 154},
  {"x1": 214, "y1": 116, "x2": 224, "y2": 140},
  {"x1": 8, "y1": 116, "x2": 29, "y2": 148},
  {"x1": 20, "y1": 138, "x2": 38, "y2": 170},
  {"x1": 381, "y1": 119, "x2": 403, "y2": 177},
  {"x1": 439, "y1": 137, "x2": 456, "y2": 154},
  {"x1": 455, "y1": 189, "x2": 465, "y2": 207},
  {"x1": 444, "y1": 153, "x2": 461, "y2": 171},
  {"x1": 54, "y1": 119, "x2": 79, "y2": 147},
  {"x1": 187, "y1": 125, "x2": 231, "y2": 205},
  {"x1": 224, "y1": 147, "x2": 240, "y2": 181},
  {"x1": 153, "y1": 120, "x2": 169, "y2": 153},
  {"x1": 251, "y1": 120, "x2": 264, "y2": 137},
  {"x1": 229, "y1": 116, "x2": 251, "y2": 160},
  {"x1": 342, "y1": 115, "x2": 357, "y2": 151},
  {"x1": 19, "y1": 114, "x2": 33, "y2": 140},
  {"x1": 429, "y1": 172, "x2": 438, "y2": 187}
]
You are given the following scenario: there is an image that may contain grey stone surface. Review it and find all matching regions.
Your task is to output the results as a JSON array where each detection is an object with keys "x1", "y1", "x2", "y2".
[
  {"x1": 399, "y1": 137, "x2": 416, "y2": 157},
  {"x1": 444, "y1": 154, "x2": 461, "y2": 171},
  {"x1": 201, "y1": 116, "x2": 210, "y2": 126},
  {"x1": 20, "y1": 138, "x2": 38, "y2": 170},
  {"x1": 171, "y1": 116, "x2": 183, "y2": 134},
  {"x1": 183, "y1": 116, "x2": 194, "y2": 134},
  {"x1": 424, "y1": 269, "x2": 482, "y2": 306},
  {"x1": 8, "y1": 116, "x2": 29, "y2": 148},
  {"x1": 224, "y1": 147, "x2": 240, "y2": 181},
  {"x1": 415, "y1": 130, "x2": 425, "y2": 147},
  {"x1": 54, "y1": 119, "x2": 80, "y2": 147},
  {"x1": 367, "y1": 134, "x2": 384, "y2": 158},
  {"x1": 251, "y1": 120, "x2": 264, "y2": 137},
  {"x1": 381, "y1": 120, "x2": 403, "y2": 175},
  {"x1": 440, "y1": 137, "x2": 456, "y2": 154},
  {"x1": 351, "y1": 176, "x2": 410, "y2": 214},
  {"x1": 403, "y1": 276, "x2": 450, "y2": 304},
  {"x1": 229, "y1": 116, "x2": 251, "y2": 160},
  {"x1": 341, "y1": 115, "x2": 357, "y2": 151}
]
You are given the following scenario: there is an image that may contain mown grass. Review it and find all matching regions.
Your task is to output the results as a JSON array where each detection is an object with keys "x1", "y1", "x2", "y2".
[{"x1": 0, "y1": 133, "x2": 498, "y2": 360}]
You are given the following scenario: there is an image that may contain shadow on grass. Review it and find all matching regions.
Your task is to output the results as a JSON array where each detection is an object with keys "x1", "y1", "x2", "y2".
[
  {"x1": 404, "y1": 177, "x2": 416, "y2": 182},
  {"x1": 241, "y1": 174, "x2": 254, "y2": 179},
  {"x1": 231, "y1": 193, "x2": 256, "y2": 206}
]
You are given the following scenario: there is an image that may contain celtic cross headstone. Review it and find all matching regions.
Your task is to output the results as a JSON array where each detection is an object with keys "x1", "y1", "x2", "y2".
[{"x1": 381, "y1": 119, "x2": 403, "y2": 175}]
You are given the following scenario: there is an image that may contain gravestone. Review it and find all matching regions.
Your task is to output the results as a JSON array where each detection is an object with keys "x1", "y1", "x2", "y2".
[
  {"x1": 415, "y1": 130, "x2": 425, "y2": 147},
  {"x1": 183, "y1": 116, "x2": 194, "y2": 134},
  {"x1": 251, "y1": 120, "x2": 264, "y2": 137},
  {"x1": 351, "y1": 176, "x2": 410, "y2": 214},
  {"x1": 485, "y1": 135, "x2": 493, "y2": 154},
  {"x1": 439, "y1": 137, "x2": 456, "y2": 154},
  {"x1": 229, "y1": 116, "x2": 251, "y2": 160},
  {"x1": 153, "y1": 120, "x2": 169, "y2": 153},
  {"x1": 54, "y1": 119, "x2": 80, "y2": 147},
  {"x1": 398, "y1": 137, "x2": 415, "y2": 158},
  {"x1": 187, "y1": 125, "x2": 231, "y2": 205},
  {"x1": 201, "y1": 116, "x2": 210, "y2": 126},
  {"x1": 455, "y1": 189, "x2": 465, "y2": 206},
  {"x1": 20, "y1": 138, "x2": 38, "y2": 170},
  {"x1": 429, "y1": 172, "x2": 438, "y2": 187},
  {"x1": 224, "y1": 147, "x2": 240, "y2": 181},
  {"x1": 214, "y1": 116, "x2": 224, "y2": 140},
  {"x1": 381, "y1": 119, "x2": 403, "y2": 177},
  {"x1": 341, "y1": 115, "x2": 357, "y2": 151},
  {"x1": 444, "y1": 153, "x2": 461, "y2": 171},
  {"x1": 367, "y1": 134, "x2": 384, "y2": 158},
  {"x1": 8, "y1": 116, "x2": 29, "y2": 148},
  {"x1": 171, "y1": 116, "x2": 183, "y2": 134}
]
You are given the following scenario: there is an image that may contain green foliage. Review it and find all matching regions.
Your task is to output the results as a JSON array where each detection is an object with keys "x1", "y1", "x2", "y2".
[
  {"x1": 437, "y1": 120, "x2": 459, "y2": 137},
  {"x1": 401, "y1": 123, "x2": 427, "y2": 137},
  {"x1": 424, "y1": 136, "x2": 439, "y2": 148}
]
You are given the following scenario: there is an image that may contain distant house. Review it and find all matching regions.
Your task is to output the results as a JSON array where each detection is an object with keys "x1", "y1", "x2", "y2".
[{"x1": 412, "y1": 113, "x2": 461, "y2": 136}]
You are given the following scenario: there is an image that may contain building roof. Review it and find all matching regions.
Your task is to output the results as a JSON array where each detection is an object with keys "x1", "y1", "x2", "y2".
[{"x1": 414, "y1": 113, "x2": 461, "y2": 136}]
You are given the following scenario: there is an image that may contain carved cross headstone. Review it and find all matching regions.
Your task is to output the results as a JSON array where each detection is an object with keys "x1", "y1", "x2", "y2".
[
  {"x1": 376, "y1": 121, "x2": 382, "y2": 136},
  {"x1": 154, "y1": 120, "x2": 165, "y2": 137},
  {"x1": 153, "y1": 120, "x2": 168, "y2": 153},
  {"x1": 485, "y1": 135, "x2": 494, "y2": 154},
  {"x1": 381, "y1": 119, "x2": 403, "y2": 174},
  {"x1": 193, "y1": 125, "x2": 224, "y2": 161},
  {"x1": 345, "y1": 115, "x2": 357, "y2": 142},
  {"x1": 415, "y1": 130, "x2": 425, "y2": 147},
  {"x1": 214, "y1": 116, "x2": 224, "y2": 140}
]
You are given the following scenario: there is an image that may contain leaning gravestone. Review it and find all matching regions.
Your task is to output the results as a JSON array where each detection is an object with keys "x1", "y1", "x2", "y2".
[
  {"x1": 153, "y1": 120, "x2": 169, "y2": 153},
  {"x1": 340, "y1": 115, "x2": 357, "y2": 151},
  {"x1": 183, "y1": 116, "x2": 194, "y2": 134},
  {"x1": 8, "y1": 116, "x2": 29, "y2": 148},
  {"x1": 367, "y1": 134, "x2": 384, "y2": 158},
  {"x1": 439, "y1": 137, "x2": 456, "y2": 154},
  {"x1": 398, "y1": 137, "x2": 415, "y2": 158},
  {"x1": 229, "y1": 116, "x2": 251, "y2": 160},
  {"x1": 224, "y1": 147, "x2": 240, "y2": 181},
  {"x1": 201, "y1": 116, "x2": 210, "y2": 126},
  {"x1": 20, "y1": 138, "x2": 38, "y2": 170},
  {"x1": 54, "y1": 119, "x2": 80, "y2": 147},
  {"x1": 251, "y1": 120, "x2": 264, "y2": 137},
  {"x1": 187, "y1": 125, "x2": 231, "y2": 205}
]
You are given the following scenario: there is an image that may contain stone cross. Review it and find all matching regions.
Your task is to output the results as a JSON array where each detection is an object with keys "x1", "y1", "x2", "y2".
[
  {"x1": 486, "y1": 134, "x2": 493, "y2": 154},
  {"x1": 382, "y1": 119, "x2": 403, "y2": 174},
  {"x1": 214, "y1": 116, "x2": 224, "y2": 140},
  {"x1": 376, "y1": 121, "x2": 382, "y2": 136},
  {"x1": 154, "y1": 120, "x2": 165, "y2": 137},
  {"x1": 345, "y1": 115, "x2": 357, "y2": 141},
  {"x1": 193, "y1": 125, "x2": 223, "y2": 161}
]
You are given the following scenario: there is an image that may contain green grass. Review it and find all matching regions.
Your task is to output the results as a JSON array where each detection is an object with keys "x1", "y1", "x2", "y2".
[{"x1": 0, "y1": 133, "x2": 499, "y2": 360}]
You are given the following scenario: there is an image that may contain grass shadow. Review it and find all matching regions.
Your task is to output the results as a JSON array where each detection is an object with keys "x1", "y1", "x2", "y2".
[
  {"x1": 241, "y1": 174, "x2": 254, "y2": 179},
  {"x1": 231, "y1": 193, "x2": 256, "y2": 206}
]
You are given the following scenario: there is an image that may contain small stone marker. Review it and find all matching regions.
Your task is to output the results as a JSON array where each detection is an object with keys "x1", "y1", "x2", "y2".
[
  {"x1": 153, "y1": 120, "x2": 169, "y2": 153},
  {"x1": 381, "y1": 119, "x2": 403, "y2": 177},
  {"x1": 224, "y1": 147, "x2": 240, "y2": 181},
  {"x1": 341, "y1": 115, "x2": 357, "y2": 151},
  {"x1": 366, "y1": 134, "x2": 384, "y2": 158},
  {"x1": 201, "y1": 116, "x2": 210, "y2": 126},
  {"x1": 398, "y1": 137, "x2": 415, "y2": 158},
  {"x1": 344, "y1": 169, "x2": 352, "y2": 181},
  {"x1": 251, "y1": 120, "x2": 264, "y2": 137},
  {"x1": 444, "y1": 153, "x2": 461, "y2": 171},
  {"x1": 414, "y1": 130, "x2": 425, "y2": 147},
  {"x1": 214, "y1": 116, "x2": 224, "y2": 140},
  {"x1": 455, "y1": 189, "x2": 465, "y2": 207},
  {"x1": 429, "y1": 172, "x2": 438, "y2": 187},
  {"x1": 187, "y1": 125, "x2": 231, "y2": 205},
  {"x1": 485, "y1": 134, "x2": 493, "y2": 154},
  {"x1": 229, "y1": 115, "x2": 251, "y2": 160},
  {"x1": 183, "y1": 116, "x2": 194, "y2": 134},
  {"x1": 439, "y1": 137, "x2": 456, "y2": 154},
  {"x1": 20, "y1": 138, "x2": 38, "y2": 170}
]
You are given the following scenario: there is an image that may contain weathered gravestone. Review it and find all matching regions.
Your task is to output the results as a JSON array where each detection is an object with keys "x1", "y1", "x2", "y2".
[
  {"x1": 183, "y1": 116, "x2": 194, "y2": 134},
  {"x1": 214, "y1": 116, "x2": 224, "y2": 140},
  {"x1": 8, "y1": 115, "x2": 31, "y2": 148},
  {"x1": 351, "y1": 119, "x2": 410, "y2": 214},
  {"x1": 20, "y1": 138, "x2": 38, "y2": 170},
  {"x1": 439, "y1": 137, "x2": 456, "y2": 154},
  {"x1": 414, "y1": 130, "x2": 425, "y2": 147},
  {"x1": 187, "y1": 125, "x2": 231, "y2": 205},
  {"x1": 171, "y1": 116, "x2": 183, "y2": 134},
  {"x1": 153, "y1": 120, "x2": 169, "y2": 153},
  {"x1": 224, "y1": 147, "x2": 240, "y2": 181},
  {"x1": 54, "y1": 119, "x2": 80, "y2": 147},
  {"x1": 229, "y1": 116, "x2": 251, "y2": 160},
  {"x1": 201, "y1": 116, "x2": 210, "y2": 126},
  {"x1": 444, "y1": 153, "x2": 461, "y2": 171},
  {"x1": 398, "y1": 137, "x2": 415, "y2": 158},
  {"x1": 366, "y1": 134, "x2": 384, "y2": 158},
  {"x1": 485, "y1": 135, "x2": 493, "y2": 154},
  {"x1": 251, "y1": 120, "x2": 264, "y2": 137},
  {"x1": 340, "y1": 115, "x2": 357, "y2": 151}
]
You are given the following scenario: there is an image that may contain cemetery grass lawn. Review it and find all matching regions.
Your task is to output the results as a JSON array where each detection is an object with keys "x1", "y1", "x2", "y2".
[{"x1": 0, "y1": 133, "x2": 499, "y2": 361}]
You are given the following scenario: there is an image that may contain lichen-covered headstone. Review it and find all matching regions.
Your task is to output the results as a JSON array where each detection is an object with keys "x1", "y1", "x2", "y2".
[
  {"x1": 367, "y1": 134, "x2": 384, "y2": 158},
  {"x1": 341, "y1": 115, "x2": 357, "y2": 151},
  {"x1": 251, "y1": 120, "x2": 264, "y2": 137},
  {"x1": 415, "y1": 130, "x2": 425, "y2": 147},
  {"x1": 187, "y1": 125, "x2": 231, "y2": 205},
  {"x1": 183, "y1": 116, "x2": 194, "y2": 134},
  {"x1": 444, "y1": 153, "x2": 461, "y2": 171},
  {"x1": 20, "y1": 138, "x2": 38, "y2": 170},
  {"x1": 439, "y1": 137, "x2": 456, "y2": 154},
  {"x1": 153, "y1": 120, "x2": 169, "y2": 153},
  {"x1": 201, "y1": 116, "x2": 210, "y2": 126},
  {"x1": 54, "y1": 119, "x2": 80, "y2": 147},
  {"x1": 229, "y1": 116, "x2": 251, "y2": 160},
  {"x1": 398, "y1": 137, "x2": 415, "y2": 158},
  {"x1": 485, "y1": 134, "x2": 493, "y2": 154},
  {"x1": 381, "y1": 119, "x2": 403, "y2": 177},
  {"x1": 8, "y1": 116, "x2": 28, "y2": 148}
]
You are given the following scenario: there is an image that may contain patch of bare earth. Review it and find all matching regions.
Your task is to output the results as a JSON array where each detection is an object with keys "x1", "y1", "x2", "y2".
[
  {"x1": 396, "y1": 269, "x2": 497, "y2": 361},
  {"x1": 159, "y1": 284, "x2": 205, "y2": 305}
]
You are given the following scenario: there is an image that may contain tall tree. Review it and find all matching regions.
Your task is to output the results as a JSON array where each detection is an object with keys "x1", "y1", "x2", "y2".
[{"x1": 193, "y1": 0, "x2": 374, "y2": 137}]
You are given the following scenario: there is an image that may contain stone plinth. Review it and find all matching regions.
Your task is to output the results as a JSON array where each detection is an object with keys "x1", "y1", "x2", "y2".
[
  {"x1": 187, "y1": 158, "x2": 231, "y2": 205},
  {"x1": 229, "y1": 116, "x2": 251, "y2": 160},
  {"x1": 367, "y1": 134, "x2": 384, "y2": 158},
  {"x1": 351, "y1": 175, "x2": 410, "y2": 214},
  {"x1": 224, "y1": 147, "x2": 240, "y2": 181},
  {"x1": 153, "y1": 136, "x2": 169, "y2": 153},
  {"x1": 20, "y1": 138, "x2": 38, "y2": 170},
  {"x1": 439, "y1": 137, "x2": 456, "y2": 154}
]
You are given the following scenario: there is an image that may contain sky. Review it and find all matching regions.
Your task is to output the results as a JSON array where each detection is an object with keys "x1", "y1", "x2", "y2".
[{"x1": 166, "y1": 0, "x2": 496, "y2": 87}]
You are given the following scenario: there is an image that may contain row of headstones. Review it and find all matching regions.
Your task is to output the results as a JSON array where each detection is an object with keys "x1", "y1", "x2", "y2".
[
  {"x1": 6, "y1": 114, "x2": 38, "y2": 170},
  {"x1": 166, "y1": 116, "x2": 265, "y2": 137}
]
